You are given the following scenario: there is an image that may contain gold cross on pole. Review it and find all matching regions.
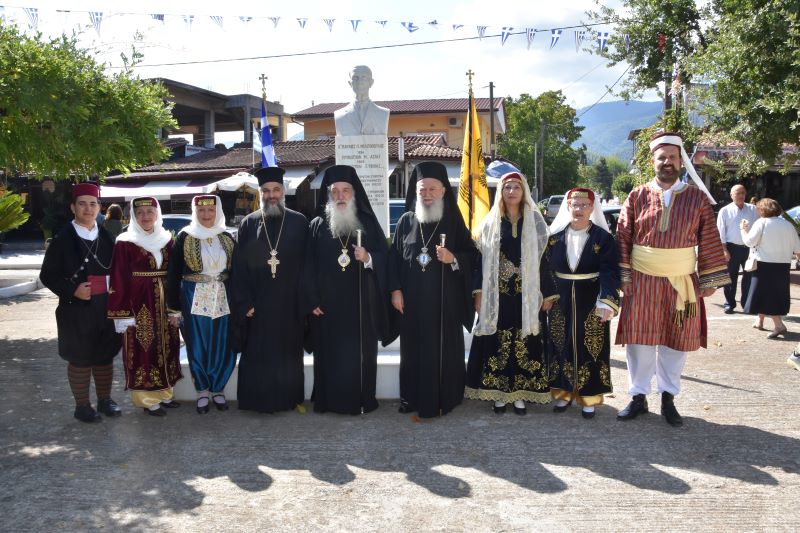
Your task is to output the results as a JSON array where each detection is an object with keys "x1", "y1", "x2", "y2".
[
  {"x1": 259, "y1": 74, "x2": 268, "y2": 99},
  {"x1": 466, "y1": 69, "x2": 474, "y2": 89},
  {"x1": 267, "y1": 250, "x2": 280, "y2": 278}
]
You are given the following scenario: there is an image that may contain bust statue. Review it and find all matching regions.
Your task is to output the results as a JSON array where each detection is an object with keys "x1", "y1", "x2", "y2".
[{"x1": 334, "y1": 65, "x2": 390, "y2": 136}]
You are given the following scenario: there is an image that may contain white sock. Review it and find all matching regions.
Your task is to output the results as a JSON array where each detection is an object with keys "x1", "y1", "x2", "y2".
[
  {"x1": 148, "y1": 404, "x2": 161, "y2": 411},
  {"x1": 213, "y1": 394, "x2": 227, "y2": 404},
  {"x1": 582, "y1": 406, "x2": 595, "y2": 413},
  {"x1": 494, "y1": 401, "x2": 505, "y2": 407},
  {"x1": 514, "y1": 400, "x2": 525, "y2": 409},
  {"x1": 555, "y1": 399, "x2": 569, "y2": 407}
]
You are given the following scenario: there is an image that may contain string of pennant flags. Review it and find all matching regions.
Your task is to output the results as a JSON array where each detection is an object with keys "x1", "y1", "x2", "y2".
[{"x1": 0, "y1": 5, "x2": 629, "y2": 54}]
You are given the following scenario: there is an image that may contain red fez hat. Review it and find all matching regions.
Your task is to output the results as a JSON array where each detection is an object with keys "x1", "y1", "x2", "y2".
[
  {"x1": 567, "y1": 188, "x2": 595, "y2": 202},
  {"x1": 193, "y1": 195, "x2": 217, "y2": 206},
  {"x1": 500, "y1": 172, "x2": 524, "y2": 184},
  {"x1": 132, "y1": 197, "x2": 158, "y2": 209},
  {"x1": 71, "y1": 183, "x2": 99, "y2": 201}
]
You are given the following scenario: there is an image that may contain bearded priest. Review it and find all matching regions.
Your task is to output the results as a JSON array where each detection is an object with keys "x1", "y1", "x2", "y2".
[{"x1": 304, "y1": 165, "x2": 390, "y2": 415}]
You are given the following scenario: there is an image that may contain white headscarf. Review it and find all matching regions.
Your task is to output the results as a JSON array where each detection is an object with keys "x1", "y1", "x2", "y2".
[
  {"x1": 182, "y1": 195, "x2": 226, "y2": 239},
  {"x1": 116, "y1": 196, "x2": 172, "y2": 268},
  {"x1": 474, "y1": 172, "x2": 549, "y2": 338},
  {"x1": 549, "y1": 190, "x2": 610, "y2": 235},
  {"x1": 649, "y1": 133, "x2": 716, "y2": 204}
]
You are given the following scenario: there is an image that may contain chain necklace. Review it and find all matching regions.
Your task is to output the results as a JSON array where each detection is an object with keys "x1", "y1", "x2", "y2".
[
  {"x1": 79, "y1": 235, "x2": 111, "y2": 270},
  {"x1": 260, "y1": 209, "x2": 285, "y2": 278},
  {"x1": 416, "y1": 220, "x2": 440, "y2": 271},
  {"x1": 336, "y1": 233, "x2": 352, "y2": 271}
]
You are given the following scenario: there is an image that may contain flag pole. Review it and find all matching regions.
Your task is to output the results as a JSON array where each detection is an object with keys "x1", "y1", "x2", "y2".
[{"x1": 466, "y1": 70, "x2": 474, "y2": 233}]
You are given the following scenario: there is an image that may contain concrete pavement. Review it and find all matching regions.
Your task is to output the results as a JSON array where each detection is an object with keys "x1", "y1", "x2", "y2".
[{"x1": 0, "y1": 286, "x2": 798, "y2": 531}]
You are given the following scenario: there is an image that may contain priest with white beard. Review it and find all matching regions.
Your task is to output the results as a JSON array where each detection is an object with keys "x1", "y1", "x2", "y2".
[
  {"x1": 388, "y1": 161, "x2": 479, "y2": 418},
  {"x1": 304, "y1": 165, "x2": 390, "y2": 414}
]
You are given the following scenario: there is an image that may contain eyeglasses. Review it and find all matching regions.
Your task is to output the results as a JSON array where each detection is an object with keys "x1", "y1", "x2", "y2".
[{"x1": 569, "y1": 203, "x2": 593, "y2": 210}]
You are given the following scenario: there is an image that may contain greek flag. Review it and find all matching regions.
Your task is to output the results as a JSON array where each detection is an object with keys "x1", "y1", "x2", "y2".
[{"x1": 260, "y1": 100, "x2": 277, "y2": 168}]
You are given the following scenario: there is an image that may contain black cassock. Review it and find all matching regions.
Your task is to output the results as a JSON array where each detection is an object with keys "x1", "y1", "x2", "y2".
[
  {"x1": 389, "y1": 212, "x2": 478, "y2": 418},
  {"x1": 39, "y1": 224, "x2": 121, "y2": 366},
  {"x1": 544, "y1": 224, "x2": 620, "y2": 405},
  {"x1": 304, "y1": 216, "x2": 389, "y2": 414},
  {"x1": 232, "y1": 208, "x2": 308, "y2": 412}
]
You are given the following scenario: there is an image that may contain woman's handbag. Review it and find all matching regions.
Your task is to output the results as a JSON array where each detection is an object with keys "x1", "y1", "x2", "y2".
[{"x1": 744, "y1": 249, "x2": 758, "y2": 272}]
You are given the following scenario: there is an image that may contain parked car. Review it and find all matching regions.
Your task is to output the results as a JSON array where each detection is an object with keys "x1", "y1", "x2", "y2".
[
  {"x1": 539, "y1": 195, "x2": 564, "y2": 222},
  {"x1": 602, "y1": 206, "x2": 621, "y2": 236},
  {"x1": 389, "y1": 198, "x2": 406, "y2": 236}
]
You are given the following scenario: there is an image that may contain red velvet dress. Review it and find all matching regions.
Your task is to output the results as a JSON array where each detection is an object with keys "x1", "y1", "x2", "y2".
[{"x1": 107, "y1": 240, "x2": 182, "y2": 392}]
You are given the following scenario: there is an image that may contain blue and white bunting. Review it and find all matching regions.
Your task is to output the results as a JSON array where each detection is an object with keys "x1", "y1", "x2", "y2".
[
  {"x1": 151, "y1": 14, "x2": 164, "y2": 23},
  {"x1": 501, "y1": 27, "x2": 513, "y2": 46},
  {"x1": 184, "y1": 15, "x2": 194, "y2": 31},
  {"x1": 624, "y1": 33, "x2": 631, "y2": 53},
  {"x1": 210, "y1": 15, "x2": 223, "y2": 29},
  {"x1": 477, "y1": 26, "x2": 487, "y2": 39},
  {"x1": 428, "y1": 20, "x2": 438, "y2": 29},
  {"x1": 260, "y1": 100, "x2": 278, "y2": 168},
  {"x1": 526, "y1": 28, "x2": 536, "y2": 50},
  {"x1": 350, "y1": 19, "x2": 360, "y2": 32},
  {"x1": 549, "y1": 29, "x2": 562, "y2": 49},
  {"x1": 574, "y1": 30, "x2": 585, "y2": 52},
  {"x1": 23, "y1": 7, "x2": 38, "y2": 29},
  {"x1": 297, "y1": 18, "x2": 307, "y2": 29},
  {"x1": 89, "y1": 11, "x2": 103, "y2": 34},
  {"x1": 597, "y1": 31, "x2": 609, "y2": 52},
  {"x1": 402, "y1": 22, "x2": 419, "y2": 33},
  {"x1": 453, "y1": 24, "x2": 464, "y2": 31},
  {"x1": 269, "y1": 17, "x2": 280, "y2": 28},
  {"x1": 323, "y1": 19, "x2": 335, "y2": 32},
  {"x1": 239, "y1": 16, "x2": 252, "y2": 25},
  {"x1": 376, "y1": 20, "x2": 387, "y2": 27}
]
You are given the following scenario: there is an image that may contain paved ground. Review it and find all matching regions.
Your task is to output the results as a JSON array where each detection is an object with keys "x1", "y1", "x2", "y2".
[{"x1": 0, "y1": 280, "x2": 798, "y2": 531}]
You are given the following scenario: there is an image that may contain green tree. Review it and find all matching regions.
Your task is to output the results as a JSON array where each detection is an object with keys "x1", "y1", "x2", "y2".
[
  {"x1": 0, "y1": 25, "x2": 177, "y2": 180},
  {"x1": 589, "y1": 0, "x2": 800, "y2": 169},
  {"x1": 611, "y1": 171, "x2": 638, "y2": 201},
  {"x1": 0, "y1": 192, "x2": 29, "y2": 233},
  {"x1": 496, "y1": 91, "x2": 585, "y2": 197},
  {"x1": 593, "y1": 158, "x2": 614, "y2": 200}
]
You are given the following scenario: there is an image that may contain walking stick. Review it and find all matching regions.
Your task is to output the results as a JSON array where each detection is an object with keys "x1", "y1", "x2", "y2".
[
  {"x1": 357, "y1": 229, "x2": 364, "y2": 415},
  {"x1": 439, "y1": 233, "x2": 446, "y2": 416}
]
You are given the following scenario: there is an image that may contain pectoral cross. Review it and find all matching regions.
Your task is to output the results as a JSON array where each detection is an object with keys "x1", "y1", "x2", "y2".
[{"x1": 267, "y1": 250, "x2": 280, "y2": 278}]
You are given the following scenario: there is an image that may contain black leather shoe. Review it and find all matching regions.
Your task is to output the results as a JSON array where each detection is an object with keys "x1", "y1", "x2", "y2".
[
  {"x1": 160, "y1": 400, "x2": 180, "y2": 408},
  {"x1": 145, "y1": 407, "x2": 167, "y2": 417},
  {"x1": 661, "y1": 392, "x2": 683, "y2": 427},
  {"x1": 513, "y1": 406, "x2": 527, "y2": 416},
  {"x1": 723, "y1": 306, "x2": 734, "y2": 314},
  {"x1": 552, "y1": 400, "x2": 571, "y2": 413},
  {"x1": 212, "y1": 395, "x2": 229, "y2": 411},
  {"x1": 581, "y1": 409, "x2": 596, "y2": 419},
  {"x1": 493, "y1": 404, "x2": 506, "y2": 414},
  {"x1": 398, "y1": 401, "x2": 415, "y2": 414},
  {"x1": 617, "y1": 394, "x2": 648, "y2": 420},
  {"x1": 196, "y1": 398, "x2": 210, "y2": 414},
  {"x1": 97, "y1": 398, "x2": 121, "y2": 417},
  {"x1": 74, "y1": 404, "x2": 101, "y2": 423}
]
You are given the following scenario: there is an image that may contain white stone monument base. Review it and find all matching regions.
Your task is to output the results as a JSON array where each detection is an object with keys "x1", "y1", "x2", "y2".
[{"x1": 173, "y1": 330, "x2": 474, "y2": 402}]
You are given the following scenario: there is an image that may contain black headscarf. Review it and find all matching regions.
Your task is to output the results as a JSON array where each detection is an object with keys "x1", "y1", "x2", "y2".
[
  {"x1": 404, "y1": 161, "x2": 457, "y2": 212},
  {"x1": 315, "y1": 165, "x2": 381, "y2": 231}
]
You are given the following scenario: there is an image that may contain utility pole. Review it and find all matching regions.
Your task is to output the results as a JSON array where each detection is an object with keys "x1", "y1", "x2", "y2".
[
  {"x1": 489, "y1": 82, "x2": 495, "y2": 158},
  {"x1": 538, "y1": 120, "x2": 545, "y2": 198}
]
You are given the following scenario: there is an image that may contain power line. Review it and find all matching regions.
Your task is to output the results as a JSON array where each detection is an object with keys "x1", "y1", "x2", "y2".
[{"x1": 108, "y1": 21, "x2": 613, "y2": 69}]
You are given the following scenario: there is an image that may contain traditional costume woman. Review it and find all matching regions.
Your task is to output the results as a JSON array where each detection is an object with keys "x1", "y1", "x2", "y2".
[
  {"x1": 166, "y1": 195, "x2": 236, "y2": 414},
  {"x1": 108, "y1": 197, "x2": 182, "y2": 416}
]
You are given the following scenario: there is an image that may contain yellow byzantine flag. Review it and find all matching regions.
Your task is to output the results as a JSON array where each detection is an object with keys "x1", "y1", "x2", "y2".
[{"x1": 457, "y1": 89, "x2": 491, "y2": 238}]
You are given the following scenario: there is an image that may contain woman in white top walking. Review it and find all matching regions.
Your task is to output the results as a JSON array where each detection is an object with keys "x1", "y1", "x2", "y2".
[{"x1": 740, "y1": 198, "x2": 800, "y2": 338}]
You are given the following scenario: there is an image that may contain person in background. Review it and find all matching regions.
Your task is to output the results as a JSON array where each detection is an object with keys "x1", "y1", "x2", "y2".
[
  {"x1": 102, "y1": 204, "x2": 124, "y2": 242},
  {"x1": 740, "y1": 198, "x2": 800, "y2": 338},
  {"x1": 716, "y1": 184, "x2": 759, "y2": 314}
]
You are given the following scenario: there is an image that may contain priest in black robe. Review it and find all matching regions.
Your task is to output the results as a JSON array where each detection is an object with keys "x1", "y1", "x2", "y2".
[
  {"x1": 304, "y1": 165, "x2": 389, "y2": 414},
  {"x1": 232, "y1": 167, "x2": 309, "y2": 413},
  {"x1": 39, "y1": 183, "x2": 122, "y2": 423},
  {"x1": 388, "y1": 161, "x2": 479, "y2": 418}
]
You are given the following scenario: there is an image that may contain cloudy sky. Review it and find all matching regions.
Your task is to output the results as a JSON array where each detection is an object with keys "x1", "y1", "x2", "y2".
[{"x1": 7, "y1": 0, "x2": 653, "y2": 139}]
